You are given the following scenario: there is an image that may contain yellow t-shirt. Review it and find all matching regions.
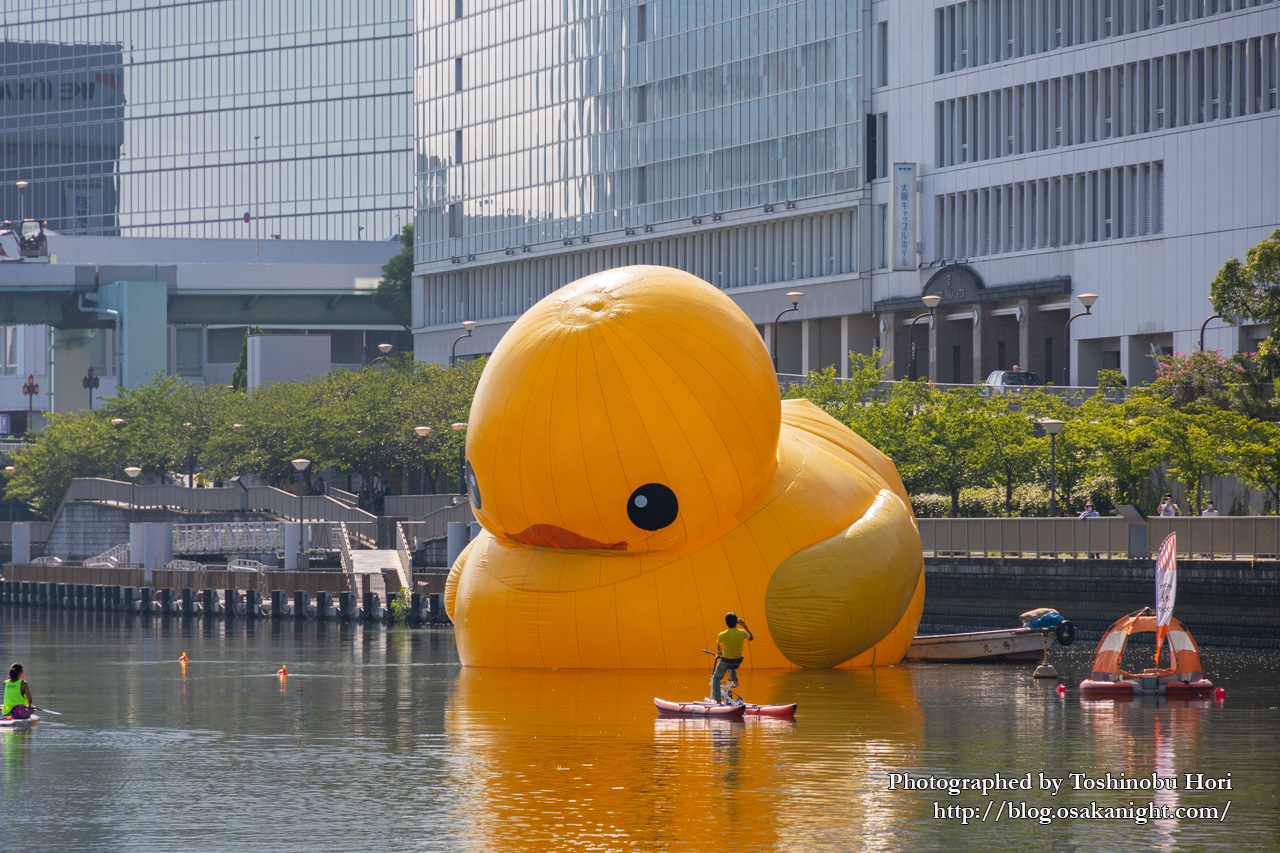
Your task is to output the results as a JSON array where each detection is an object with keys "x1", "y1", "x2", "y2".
[{"x1": 717, "y1": 627, "x2": 751, "y2": 658}]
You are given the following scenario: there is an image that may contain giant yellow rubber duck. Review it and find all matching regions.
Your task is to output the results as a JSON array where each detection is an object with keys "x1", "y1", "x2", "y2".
[{"x1": 445, "y1": 265, "x2": 924, "y2": 668}]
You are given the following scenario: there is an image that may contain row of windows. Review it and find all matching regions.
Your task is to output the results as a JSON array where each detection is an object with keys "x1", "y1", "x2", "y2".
[
  {"x1": 416, "y1": 1, "x2": 865, "y2": 263},
  {"x1": 421, "y1": 207, "x2": 859, "y2": 325},
  {"x1": 418, "y1": 139, "x2": 860, "y2": 259},
  {"x1": 936, "y1": 34, "x2": 1280, "y2": 165},
  {"x1": 935, "y1": 0, "x2": 1276, "y2": 75},
  {"x1": 934, "y1": 160, "x2": 1164, "y2": 261}
]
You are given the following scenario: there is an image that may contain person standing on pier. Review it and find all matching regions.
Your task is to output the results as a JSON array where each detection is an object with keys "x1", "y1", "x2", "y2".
[{"x1": 3, "y1": 662, "x2": 34, "y2": 719}]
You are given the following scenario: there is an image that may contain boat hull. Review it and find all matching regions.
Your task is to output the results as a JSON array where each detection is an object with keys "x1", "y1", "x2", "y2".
[
  {"x1": 906, "y1": 628, "x2": 1050, "y2": 662},
  {"x1": 654, "y1": 698, "x2": 746, "y2": 719},
  {"x1": 1, "y1": 713, "x2": 39, "y2": 729},
  {"x1": 1080, "y1": 678, "x2": 1214, "y2": 697}
]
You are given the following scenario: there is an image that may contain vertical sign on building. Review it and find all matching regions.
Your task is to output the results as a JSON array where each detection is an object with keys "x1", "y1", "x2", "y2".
[{"x1": 892, "y1": 163, "x2": 917, "y2": 271}]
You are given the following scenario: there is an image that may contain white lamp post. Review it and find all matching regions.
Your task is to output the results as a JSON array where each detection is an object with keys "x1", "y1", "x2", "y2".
[
  {"x1": 1038, "y1": 420, "x2": 1065, "y2": 516},
  {"x1": 124, "y1": 465, "x2": 142, "y2": 524},
  {"x1": 292, "y1": 458, "x2": 310, "y2": 564},
  {"x1": 414, "y1": 426, "x2": 431, "y2": 493}
]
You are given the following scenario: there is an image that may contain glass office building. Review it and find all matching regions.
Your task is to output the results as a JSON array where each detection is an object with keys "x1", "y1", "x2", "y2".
[
  {"x1": 415, "y1": 0, "x2": 866, "y2": 268},
  {"x1": 1, "y1": 0, "x2": 412, "y2": 239}
]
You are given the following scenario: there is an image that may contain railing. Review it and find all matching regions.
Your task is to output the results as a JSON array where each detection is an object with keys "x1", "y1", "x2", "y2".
[
  {"x1": 920, "y1": 517, "x2": 1280, "y2": 559},
  {"x1": 776, "y1": 375, "x2": 1127, "y2": 405},
  {"x1": 328, "y1": 486, "x2": 359, "y2": 507},
  {"x1": 62, "y1": 478, "x2": 378, "y2": 524},
  {"x1": 0, "y1": 521, "x2": 52, "y2": 545},
  {"x1": 336, "y1": 521, "x2": 361, "y2": 597},
  {"x1": 85, "y1": 543, "x2": 131, "y2": 568},
  {"x1": 394, "y1": 522, "x2": 413, "y2": 593},
  {"x1": 385, "y1": 494, "x2": 466, "y2": 520},
  {"x1": 400, "y1": 501, "x2": 475, "y2": 546},
  {"x1": 172, "y1": 522, "x2": 283, "y2": 555}
]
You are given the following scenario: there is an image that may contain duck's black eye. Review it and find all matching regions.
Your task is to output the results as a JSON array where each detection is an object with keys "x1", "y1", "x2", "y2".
[
  {"x1": 465, "y1": 460, "x2": 481, "y2": 510},
  {"x1": 627, "y1": 483, "x2": 678, "y2": 531}
]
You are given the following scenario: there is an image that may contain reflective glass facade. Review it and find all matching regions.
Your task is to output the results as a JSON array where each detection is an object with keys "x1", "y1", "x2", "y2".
[
  {"x1": 2, "y1": 1, "x2": 412, "y2": 239},
  {"x1": 415, "y1": 0, "x2": 865, "y2": 263}
]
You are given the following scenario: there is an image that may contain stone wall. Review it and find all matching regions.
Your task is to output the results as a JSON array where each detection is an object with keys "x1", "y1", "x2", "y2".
[{"x1": 919, "y1": 558, "x2": 1280, "y2": 648}]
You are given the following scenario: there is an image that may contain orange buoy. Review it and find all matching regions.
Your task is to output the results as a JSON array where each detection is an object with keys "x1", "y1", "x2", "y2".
[
  {"x1": 277, "y1": 664, "x2": 288, "y2": 677},
  {"x1": 179, "y1": 653, "x2": 189, "y2": 663}
]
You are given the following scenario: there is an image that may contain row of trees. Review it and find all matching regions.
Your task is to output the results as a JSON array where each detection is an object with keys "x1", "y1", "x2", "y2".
[
  {"x1": 4, "y1": 356, "x2": 485, "y2": 517},
  {"x1": 788, "y1": 349, "x2": 1279, "y2": 517}
]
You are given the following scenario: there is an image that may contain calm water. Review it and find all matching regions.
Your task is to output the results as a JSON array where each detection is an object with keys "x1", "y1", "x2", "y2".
[{"x1": 3, "y1": 608, "x2": 1279, "y2": 852}]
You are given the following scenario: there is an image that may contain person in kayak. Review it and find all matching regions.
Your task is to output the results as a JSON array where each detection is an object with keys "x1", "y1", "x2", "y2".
[
  {"x1": 3, "y1": 662, "x2": 34, "y2": 719},
  {"x1": 711, "y1": 613, "x2": 753, "y2": 702}
]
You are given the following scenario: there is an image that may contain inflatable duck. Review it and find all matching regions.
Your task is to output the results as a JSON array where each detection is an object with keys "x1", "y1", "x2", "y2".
[{"x1": 445, "y1": 266, "x2": 925, "y2": 668}]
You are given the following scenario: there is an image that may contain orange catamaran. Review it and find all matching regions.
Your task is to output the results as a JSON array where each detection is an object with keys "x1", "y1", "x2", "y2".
[{"x1": 1079, "y1": 533, "x2": 1215, "y2": 698}]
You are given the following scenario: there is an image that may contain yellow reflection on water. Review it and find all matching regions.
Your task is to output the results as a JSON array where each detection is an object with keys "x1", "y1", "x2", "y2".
[{"x1": 444, "y1": 666, "x2": 924, "y2": 852}]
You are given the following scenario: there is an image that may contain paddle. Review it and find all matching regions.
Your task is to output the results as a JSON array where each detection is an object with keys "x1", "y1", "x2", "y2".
[{"x1": 32, "y1": 706, "x2": 62, "y2": 716}]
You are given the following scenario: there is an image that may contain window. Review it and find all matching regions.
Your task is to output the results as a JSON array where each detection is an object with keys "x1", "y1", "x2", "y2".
[
  {"x1": 0, "y1": 327, "x2": 17, "y2": 375},
  {"x1": 175, "y1": 328, "x2": 203, "y2": 376},
  {"x1": 876, "y1": 22, "x2": 888, "y2": 87},
  {"x1": 876, "y1": 204, "x2": 888, "y2": 269},
  {"x1": 454, "y1": 58, "x2": 463, "y2": 92}
]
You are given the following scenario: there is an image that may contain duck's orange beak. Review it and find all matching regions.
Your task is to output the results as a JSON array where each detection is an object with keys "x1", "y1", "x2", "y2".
[{"x1": 507, "y1": 524, "x2": 627, "y2": 551}]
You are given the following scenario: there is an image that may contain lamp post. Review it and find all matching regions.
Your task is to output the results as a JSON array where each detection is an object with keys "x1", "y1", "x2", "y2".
[
  {"x1": 771, "y1": 292, "x2": 805, "y2": 372},
  {"x1": 124, "y1": 465, "x2": 142, "y2": 525},
  {"x1": 292, "y1": 458, "x2": 310, "y2": 566},
  {"x1": 908, "y1": 294, "x2": 943, "y2": 381},
  {"x1": 22, "y1": 374, "x2": 39, "y2": 417},
  {"x1": 1039, "y1": 419, "x2": 1064, "y2": 516},
  {"x1": 16, "y1": 180, "x2": 29, "y2": 221},
  {"x1": 4, "y1": 465, "x2": 14, "y2": 522},
  {"x1": 183, "y1": 421, "x2": 197, "y2": 487},
  {"x1": 414, "y1": 425, "x2": 431, "y2": 493},
  {"x1": 369, "y1": 342, "x2": 393, "y2": 366},
  {"x1": 111, "y1": 418, "x2": 125, "y2": 479},
  {"x1": 452, "y1": 422, "x2": 467, "y2": 496},
  {"x1": 1200, "y1": 296, "x2": 1225, "y2": 351},
  {"x1": 451, "y1": 320, "x2": 477, "y2": 366},
  {"x1": 1062, "y1": 292, "x2": 1099, "y2": 386}
]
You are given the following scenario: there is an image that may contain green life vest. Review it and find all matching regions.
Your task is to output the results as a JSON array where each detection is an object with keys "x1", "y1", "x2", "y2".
[{"x1": 3, "y1": 678, "x2": 25, "y2": 714}]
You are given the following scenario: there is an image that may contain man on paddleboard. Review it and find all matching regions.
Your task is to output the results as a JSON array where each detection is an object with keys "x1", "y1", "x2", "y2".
[
  {"x1": 711, "y1": 613, "x2": 753, "y2": 702},
  {"x1": 4, "y1": 662, "x2": 34, "y2": 719}
]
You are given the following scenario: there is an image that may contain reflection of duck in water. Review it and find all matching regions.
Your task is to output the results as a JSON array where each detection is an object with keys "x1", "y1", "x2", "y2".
[{"x1": 446, "y1": 266, "x2": 924, "y2": 668}]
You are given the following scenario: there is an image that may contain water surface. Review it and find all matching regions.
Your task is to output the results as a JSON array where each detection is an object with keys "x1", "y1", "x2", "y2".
[{"x1": 3, "y1": 609, "x2": 1278, "y2": 851}]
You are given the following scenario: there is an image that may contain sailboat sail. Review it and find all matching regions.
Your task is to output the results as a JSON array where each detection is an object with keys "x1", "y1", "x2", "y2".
[{"x1": 1154, "y1": 532, "x2": 1177, "y2": 664}]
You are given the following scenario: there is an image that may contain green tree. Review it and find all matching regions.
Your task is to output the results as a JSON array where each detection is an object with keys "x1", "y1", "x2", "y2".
[
  {"x1": 230, "y1": 326, "x2": 263, "y2": 392},
  {"x1": 1210, "y1": 228, "x2": 1280, "y2": 373},
  {"x1": 905, "y1": 386, "x2": 992, "y2": 517},
  {"x1": 374, "y1": 223, "x2": 414, "y2": 331},
  {"x1": 1230, "y1": 419, "x2": 1280, "y2": 515},
  {"x1": 1149, "y1": 402, "x2": 1248, "y2": 514},
  {"x1": 6, "y1": 413, "x2": 116, "y2": 516}
]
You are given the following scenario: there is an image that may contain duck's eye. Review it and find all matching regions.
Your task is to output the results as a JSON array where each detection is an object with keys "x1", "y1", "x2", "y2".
[
  {"x1": 466, "y1": 460, "x2": 481, "y2": 510},
  {"x1": 627, "y1": 483, "x2": 678, "y2": 531}
]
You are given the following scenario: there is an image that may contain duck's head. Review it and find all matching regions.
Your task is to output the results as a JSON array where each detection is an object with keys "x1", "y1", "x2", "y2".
[{"x1": 465, "y1": 266, "x2": 781, "y2": 554}]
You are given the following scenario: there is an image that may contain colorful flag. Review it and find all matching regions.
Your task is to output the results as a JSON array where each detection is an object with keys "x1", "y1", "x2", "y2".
[{"x1": 1154, "y1": 532, "x2": 1177, "y2": 665}]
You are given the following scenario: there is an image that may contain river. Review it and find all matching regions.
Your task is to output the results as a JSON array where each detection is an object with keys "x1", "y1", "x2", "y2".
[{"x1": 3, "y1": 608, "x2": 1278, "y2": 852}]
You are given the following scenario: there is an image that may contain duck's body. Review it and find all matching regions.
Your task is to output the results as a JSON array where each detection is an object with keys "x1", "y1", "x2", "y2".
[{"x1": 446, "y1": 266, "x2": 924, "y2": 669}]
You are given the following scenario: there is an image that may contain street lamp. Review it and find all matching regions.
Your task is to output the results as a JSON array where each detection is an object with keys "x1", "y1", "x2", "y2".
[
  {"x1": 369, "y1": 342, "x2": 394, "y2": 366},
  {"x1": 124, "y1": 465, "x2": 142, "y2": 525},
  {"x1": 292, "y1": 458, "x2": 310, "y2": 566},
  {"x1": 451, "y1": 320, "x2": 478, "y2": 366},
  {"x1": 1199, "y1": 298, "x2": 1226, "y2": 352},
  {"x1": 4, "y1": 465, "x2": 14, "y2": 522},
  {"x1": 1038, "y1": 419, "x2": 1064, "y2": 517},
  {"x1": 16, "y1": 180, "x2": 29, "y2": 221},
  {"x1": 414, "y1": 425, "x2": 431, "y2": 493},
  {"x1": 1063, "y1": 293, "x2": 1099, "y2": 386},
  {"x1": 772, "y1": 292, "x2": 805, "y2": 372},
  {"x1": 908, "y1": 294, "x2": 943, "y2": 381},
  {"x1": 83, "y1": 367, "x2": 100, "y2": 410},
  {"x1": 111, "y1": 418, "x2": 125, "y2": 479},
  {"x1": 183, "y1": 422, "x2": 197, "y2": 486},
  {"x1": 452, "y1": 422, "x2": 467, "y2": 495}
]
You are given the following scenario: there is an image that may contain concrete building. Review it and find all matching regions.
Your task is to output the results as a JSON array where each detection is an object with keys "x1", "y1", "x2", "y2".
[{"x1": 411, "y1": 0, "x2": 1279, "y2": 387}]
